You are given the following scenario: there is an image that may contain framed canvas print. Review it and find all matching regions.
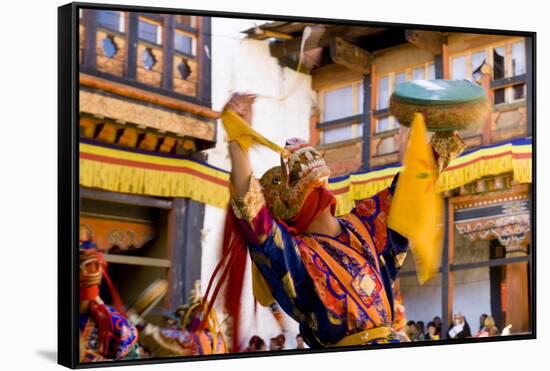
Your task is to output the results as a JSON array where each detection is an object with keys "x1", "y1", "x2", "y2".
[{"x1": 58, "y1": 2, "x2": 536, "y2": 368}]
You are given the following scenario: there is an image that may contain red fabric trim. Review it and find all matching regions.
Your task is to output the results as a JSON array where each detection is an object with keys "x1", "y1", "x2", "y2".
[
  {"x1": 96, "y1": 253, "x2": 126, "y2": 315},
  {"x1": 89, "y1": 301, "x2": 115, "y2": 357},
  {"x1": 80, "y1": 285, "x2": 99, "y2": 301},
  {"x1": 445, "y1": 151, "x2": 518, "y2": 171},
  {"x1": 199, "y1": 211, "x2": 248, "y2": 352}
]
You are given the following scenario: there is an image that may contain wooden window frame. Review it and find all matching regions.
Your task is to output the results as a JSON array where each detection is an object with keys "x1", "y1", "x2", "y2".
[
  {"x1": 174, "y1": 29, "x2": 197, "y2": 58},
  {"x1": 96, "y1": 9, "x2": 126, "y2": 34},
  {"x1": 449, "y1": 38, "x2": 527, "y2": 107},
  {"x1": 138, "y1": 16, "x2": 163, "y2": 46},
  {"x1": 317, "y1": 80, "x2": 366, "y2": 145},
  {"x1": 373, "y1": 66, "x2": 433, "y2": 134},
  {"x1": 492, "y1": 40, "x2": 527, "y2": 106},
  {"x1": 449, "y1": 49, "x2": 487, "y2": 80}
]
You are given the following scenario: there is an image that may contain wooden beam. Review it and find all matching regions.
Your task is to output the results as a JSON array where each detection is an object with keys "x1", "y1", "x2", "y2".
[
  {"x1": 269, "y1": 25, "x2": 326, "y2": 58},
  {"x1": 451, "y1": 255, "x2": 531, "y2": 270},
  {"x1": 405, "y1": 30, "x2": 445, "y2": 55},
  {"x1": 270, "y1": 38, "x2": 302, "y2": 58},
  {"x1": 311, "y1": 63, "x2": 364, "y2": 91},
  {"x1": 104, "y1": 254, "x2": 171, "y2": 268},
  {"x1": 329, "y1": 37, "x2": 373, "y2": 75},
  {"x1": 80, "y1": 187, "x2": 174, "y2": 209},
  {"x1": 337, "y1": 26, "x2": 386, "y2": 40},
  {"x1": 253, "y1": 28, "x2": 293, "y2": 40},
  {"x1": 80, "y1": 73, "x2": 220, "y2": 119},
  {"x1": 278, "y1": 56, "x2": 311, "y2": 74}
]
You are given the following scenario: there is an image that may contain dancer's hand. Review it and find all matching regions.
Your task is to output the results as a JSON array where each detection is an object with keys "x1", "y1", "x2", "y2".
[{"x1": 224, "y1": 93, "x2": 256, "y2": 125}]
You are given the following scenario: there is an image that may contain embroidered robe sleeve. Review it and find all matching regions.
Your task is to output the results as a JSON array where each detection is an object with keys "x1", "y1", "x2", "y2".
[
  {"x1": 230, "y1": 176, "x2": 311, "y2": 318},
  {"x1": 351, "y1": 174, "x2": 409, "y2": 283}
]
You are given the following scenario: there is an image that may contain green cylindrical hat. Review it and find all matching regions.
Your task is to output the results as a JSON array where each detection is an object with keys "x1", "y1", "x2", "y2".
[{"x1": 390, "y1": 79, "x2": 491, "y2": 132}]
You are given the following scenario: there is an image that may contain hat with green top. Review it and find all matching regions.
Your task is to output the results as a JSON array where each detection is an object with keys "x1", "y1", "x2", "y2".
[{"x1": 390, "y1": 79, "x2": 490, "y2": 132}]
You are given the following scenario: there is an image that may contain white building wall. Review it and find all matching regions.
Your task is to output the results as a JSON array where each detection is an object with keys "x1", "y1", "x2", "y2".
[
  {"x1": 400, "y1": 237, "x2": 492, "y2": 331},
  {"x1": 452, "y1": 236, "x2": 492, "y2": 330},
  {"x1": 201, "y1": 17, "x2": 314, "y2": 350},
  {"x1": 400, "y1": 272, "x2": 442, "y2": 326}
]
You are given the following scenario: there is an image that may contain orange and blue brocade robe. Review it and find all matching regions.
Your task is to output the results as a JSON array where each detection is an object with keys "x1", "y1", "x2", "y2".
[
  {"x1": 79, "y1": 305, "x2": 140, "y2": 362},
  {"x1": 231, "y1": 175, "x2": 408, "y2": 348}
]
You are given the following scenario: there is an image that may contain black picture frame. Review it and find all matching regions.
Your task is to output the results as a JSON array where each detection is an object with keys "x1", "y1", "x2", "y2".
[{"x1": 58, "y1": 2, "x2": 536, "y2": 368}]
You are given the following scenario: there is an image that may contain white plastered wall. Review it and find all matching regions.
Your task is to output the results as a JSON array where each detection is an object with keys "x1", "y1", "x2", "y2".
[{"x1": 201, "y1": 17, "x2": 314, "y2": 350}]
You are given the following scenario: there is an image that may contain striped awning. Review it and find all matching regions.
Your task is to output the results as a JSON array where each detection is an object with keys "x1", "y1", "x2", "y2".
[{"x1": 80, "y1": 137, "x2": 532, "y2": 216}]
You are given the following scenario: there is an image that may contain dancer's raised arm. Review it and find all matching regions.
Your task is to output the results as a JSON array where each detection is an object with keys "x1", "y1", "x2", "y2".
[{"x1": 224, "y1": 93, "x2": 256, "y2": 198}]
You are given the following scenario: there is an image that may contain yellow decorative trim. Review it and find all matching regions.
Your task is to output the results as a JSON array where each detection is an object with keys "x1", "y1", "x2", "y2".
[
  {"x1": 79, "y1": 142, "x2": 229, "y2": 209},
  {"x1": 282, "y1": 272, "x2": 297, "y2": 299},
  {"x1": 330, "y1": 326, "x2": 394, "y2": 346},
  {"x1": 252, "y1": 261, "x2": 275, "y2": 307},
  {"x1": 79, "y1": 140, "x2": 531, "y2": 216},
  {"x1": 394, "y1": 252, "x2": 407, "y2": 269},
  {"x1": 435, "y1": 143, "x2": 532, "y2": 192}
]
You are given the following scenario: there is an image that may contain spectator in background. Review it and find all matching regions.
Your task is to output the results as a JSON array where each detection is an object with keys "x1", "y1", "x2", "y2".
[
  {"x1": 447, "y1": 312, "x2": 472, "y2": 339},
  {"x1": 416, "y1": 321, "x2": 426, "y2": 341},
  {"x1": 476, "y1": 316, "x2": 499, "y2": 337},
  {"x1": 479, "y1": 313, "x2": 488, "y2": 332},
  {"x1": 269, "y1": 335, "x2": 286, "y2": 351},
  {"x1": 426, "y1": 322, "x2": 440, "y2": 340},
  {"x1": 296, "y1": 334, "x2": 307, "y2": 349},
  {"x1": 245, "y1": 335, "x2": 266, "y2": 352},
  {"x1": 433, "y1": 316, "x2": 442, "y2": 336},
  {"x1": 276, "y1": 334, "x2": 286, "y2": 350},
  {"x1": 405, "y1": 321, "x2": 420, "y2": 341},
  {"x1": 269, "y1": 337, "x2": 279, "y2": 351}
]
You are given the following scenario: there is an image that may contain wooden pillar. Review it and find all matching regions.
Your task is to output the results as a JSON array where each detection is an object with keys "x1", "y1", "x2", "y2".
[
  {"x1": 441, "y1": 198, "x2": 454, "y2": 339},
  {"x1": 368, "y1": 65, "x2": 377, "y2": 169},
  {"x1": 309, "y1": 110, "x2": 321, "y2": 147},
  {"x1": 525, "y1": 36, "x2": 533, "y2": 136},
  {"x1": 82, "y1": 8, "x2": 97, "y2": 69},
  {"x1": 434, "y1": 54, "x2": 444, "y2": 79},
  {"x1": 167, "y1": 198, "x2": 205, "y2": 308},
  {"x1": 480, "y1": 72, "x2": 492, "y2": 145},
  {"x1": 361, "y1": 73, "x2": 372, "y2": 171},
  {"x1": 197, "y1": 16, "x2": 212, "y2": 107},
  {"x1": 442, "y1": 43, "x2": 450, "y2": 79},
  {"x1": 125, "y1": 12, "x2": 138, "y2": 80},
  {"x1": 504, "y1": 242, "x2": 530, "y2": 334},
  {"x1": 162, "y1": 14, "x2": 175, "y2": 91}
]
